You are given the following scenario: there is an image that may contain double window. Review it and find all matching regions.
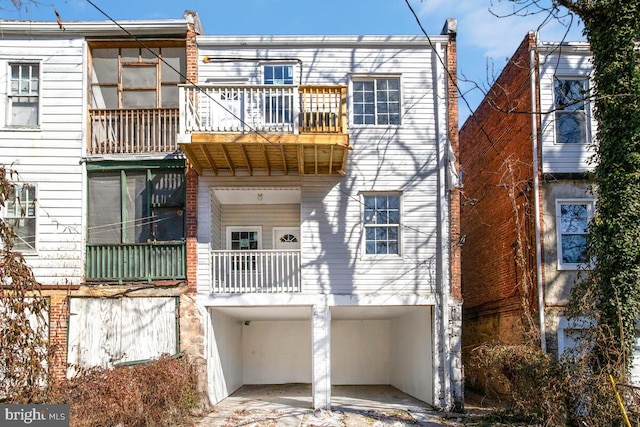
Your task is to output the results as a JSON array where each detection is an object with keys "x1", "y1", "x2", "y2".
[
  {"x1": 554, "y1": 78, "x2": 588, "y2": 144},
  {"x1": 4, "y1": 183, "x2": 37, "y2": 252},
  {"x1": 87, "y1": 166, "x2": 185, "y2": 245},
  {"x1": 556, "y1": 199, "x2": 593, "y2": 269},
  {"x1": 352, "y1": 77, "x2": 400, "y2": 125},
  {"x1": 8, "y1": 63, "x2": 39, "y2": 127},
  {"x1": 363, "y1": 193, "x2": 401, "y2": 255}
]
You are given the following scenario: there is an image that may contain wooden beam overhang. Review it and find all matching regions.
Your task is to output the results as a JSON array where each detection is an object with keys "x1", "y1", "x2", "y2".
[{"x1": 179, "y1": 133, "x2": 351, "y2": 176}]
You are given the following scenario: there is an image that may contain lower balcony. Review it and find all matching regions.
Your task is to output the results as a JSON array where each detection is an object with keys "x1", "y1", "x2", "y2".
[
  {"x1": 211, "y1": 250, "x2": 301, "y2": 293},
  {"x1": 85, "y1": 242, "x2": 186, "y2": 282}
]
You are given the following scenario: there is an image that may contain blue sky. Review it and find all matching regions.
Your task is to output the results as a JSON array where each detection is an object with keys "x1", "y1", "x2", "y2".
[{"x1": 4, "y1": 0, "x2": 585, "y2": 123}]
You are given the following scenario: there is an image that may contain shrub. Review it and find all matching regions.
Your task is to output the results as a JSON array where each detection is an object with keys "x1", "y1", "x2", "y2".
[{"x1": 48, "y1": 355, "x2": 201, "y2": 427}]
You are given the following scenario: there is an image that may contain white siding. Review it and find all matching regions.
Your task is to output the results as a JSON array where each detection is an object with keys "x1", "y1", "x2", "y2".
[
  {"x1": 539, "y1": 48, "x2": 596, "y2": 173},
  {"x1": 0, "y1": 36, "x2": 85, "y2": 285},
  {"x1": 195, "y1": 37, "x2": 446, "y2": 297}
]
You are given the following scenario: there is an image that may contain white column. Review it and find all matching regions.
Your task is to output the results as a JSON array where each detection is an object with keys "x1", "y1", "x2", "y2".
[{"x1": 311, "y1": 301, "x2": 331, "y2": 410}]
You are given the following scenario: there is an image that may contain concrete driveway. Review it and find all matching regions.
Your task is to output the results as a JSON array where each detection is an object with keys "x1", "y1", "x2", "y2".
[{"x1": 196, "y1": 384, "x2": 467, "y2": 426}]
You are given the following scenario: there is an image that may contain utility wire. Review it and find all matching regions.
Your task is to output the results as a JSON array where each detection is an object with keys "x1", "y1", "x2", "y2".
[{"x1": 82, "y1": 0, "x2": 453, "y2": 247}]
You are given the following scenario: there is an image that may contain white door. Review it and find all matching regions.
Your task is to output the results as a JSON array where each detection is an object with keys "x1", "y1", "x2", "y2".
[
  {"x1": 209, "y1": 91, "x2": 243, "y2": 131},
  {"x1": 226, "y1": 226, "x2": 261, "y2": 272},
  {"x1": 273, "y1": 227, "x2": 300, "y2": 250}
]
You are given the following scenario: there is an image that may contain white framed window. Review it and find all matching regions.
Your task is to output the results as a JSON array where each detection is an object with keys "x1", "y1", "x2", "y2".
[
  {"x1": 8, "y1": 62, "x2": 40, "y2": 127},
  {"x1": 362, "y1": 193, "x2": 401, "y2": 256},
  {"x1": 4, "y1": 183, "x2": 37, "y2": 252},
  {"x1": 263, "y1": 64, "x2": 295, "y2": 125},
  {"x1": 556, "y1": 199, "x2": 594, "y2": 270},
  {"x1": 557, "y1": 316, "x2": 595, "y2": 359},
  {"x1": 554, "y1": 77, "x2": 588, "y2": 144},
  {"x1": 352, "y1": 77, "x2": 401, "y2": 125},
  {"x1": 226, "y1": 226, "x2": 262, "y2": 271}
]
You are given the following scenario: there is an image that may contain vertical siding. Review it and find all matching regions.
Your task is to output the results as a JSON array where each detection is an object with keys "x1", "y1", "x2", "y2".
[
  {"x1": 539, "y1": 49, "x2": 596, "y2": 173},
  {"x1": 0, "y1": 36, "x2": 85, "y2": 285},
  {"x1": 67, "y1": 297, "x2": 177, "y2": 369}
]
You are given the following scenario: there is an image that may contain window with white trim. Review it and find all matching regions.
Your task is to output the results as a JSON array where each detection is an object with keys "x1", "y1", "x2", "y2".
[
  {"x1": 4, "y1": 183, "x2": 37, "y2": 252},
  {"x1": 8, "y1": 63, "x2": 40, "y2": 126},
  {"x1": 363, "y1": 193, "x2": 401, "y2": 255},
  {"x1": 263, "y1": 65, "x2": 294, "y2": 125},
  {"x1": 352, "y1": 77, "x2": 400, "y2": 125},
  {"x1": 554, "y1": 78, "x2": 588, "y2": 144},
  {"x1": 556, "y1": 199, "x2": 594, "y2": 269}
]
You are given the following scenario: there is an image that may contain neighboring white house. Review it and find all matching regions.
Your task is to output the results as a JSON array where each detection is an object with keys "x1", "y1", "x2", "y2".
[
  {"x1": 178, "y1": 22, "x2": 463, "y2": 411},
  {"x1": 0, "y1": 16, "x2": 200, "y2": 381}
]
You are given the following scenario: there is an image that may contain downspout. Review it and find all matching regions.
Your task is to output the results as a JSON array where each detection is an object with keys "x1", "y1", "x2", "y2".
[{"x1": 529, "y1": 32, "x2": 547, "y2": 352}]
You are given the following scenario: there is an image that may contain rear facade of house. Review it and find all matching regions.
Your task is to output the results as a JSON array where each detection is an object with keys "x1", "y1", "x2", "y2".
[
  {"x1": 460, "y1": 32, "x2": 640, "y2": 388},
  {"x1": 0, "y1": 14, "x2": 463, "y2": 410},
  {"x1": 182, "y1": 27, "x2": 463, "y2": 410}
]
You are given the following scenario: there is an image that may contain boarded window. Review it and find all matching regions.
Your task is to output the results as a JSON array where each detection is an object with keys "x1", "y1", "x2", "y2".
[{"x1": 66, "y1": 297, "x2": 177, "y2": 371}]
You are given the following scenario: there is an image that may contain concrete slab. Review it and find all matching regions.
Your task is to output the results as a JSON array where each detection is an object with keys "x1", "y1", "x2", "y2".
[{"x1": 196, "y1": 384, "x2": 463, "y2": 426}]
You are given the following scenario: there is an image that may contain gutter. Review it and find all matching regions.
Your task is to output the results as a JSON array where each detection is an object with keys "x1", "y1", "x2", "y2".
[{"x1": 529, "y1": 32, "x2": 547, "y2": 352}]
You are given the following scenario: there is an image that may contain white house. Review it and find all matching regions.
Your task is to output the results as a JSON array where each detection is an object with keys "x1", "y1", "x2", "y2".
[
  {"x1": 179, "y1": 21, "x2": 463, "y2": 410},
  {"x1": 0, "y1": 16, "x2": 201, "y2": 381}
]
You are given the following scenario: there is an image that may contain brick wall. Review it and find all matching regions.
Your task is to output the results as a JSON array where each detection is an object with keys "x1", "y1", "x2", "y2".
[
  {"x1": 459, "y1": 32, "x2": 540, "y2": 352},
  {"x1": 446, "y1": 25, "x2": 462, "y2": 302},
  {"x1": 185, "y1": 21, "x2": 199, "y2": 294},
  {"x1": 47, "y1": 293, "x2": 68, "y2": 383}
]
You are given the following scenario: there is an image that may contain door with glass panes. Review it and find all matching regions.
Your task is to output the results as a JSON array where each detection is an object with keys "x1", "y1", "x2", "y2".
[{"x1": 226, "y1": 227, "x2": 261, "y2": 272}]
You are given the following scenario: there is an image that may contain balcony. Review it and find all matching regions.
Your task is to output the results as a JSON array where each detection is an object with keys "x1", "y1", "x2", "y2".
[
  {"x1": 211, "y1": 250, "x2": 301, "y2": 293},
  {"x1": 85, "y1": 242, "x2": 186, "y2": 282},
  {"x1": 178, "y1": 85, "x2": 350, "y2": 176},
  {"x1": 88, "y1": 108, "x2": 180, "y2": 155}
]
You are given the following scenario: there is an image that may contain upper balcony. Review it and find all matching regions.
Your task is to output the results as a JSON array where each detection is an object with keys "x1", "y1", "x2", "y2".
[
  {"x1": 178, "y1": 85, "x2": 350, "y2": 176},
  {"x1": 88, "y1": 108, "x2": 179, "y2": 155}
]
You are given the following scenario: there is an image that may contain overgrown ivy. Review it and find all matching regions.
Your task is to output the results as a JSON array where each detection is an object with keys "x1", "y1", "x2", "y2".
[{"x1": 553, "y1": 0, "x2": 640, "y2": 376}]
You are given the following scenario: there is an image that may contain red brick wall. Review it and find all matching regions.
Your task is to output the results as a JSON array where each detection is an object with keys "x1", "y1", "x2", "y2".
[
  {"x1": 47, "y1": 293, "x2": 68, "y2": 383},
  {"x1": 185, "y1": 22, "x2": 199, "y2": 294},
  {"x1": 459, "y1": 33, "x2": 539, "y2": 345},
  {"x1": 447, "y1": 29, "x2": 462, "y2": 302}
]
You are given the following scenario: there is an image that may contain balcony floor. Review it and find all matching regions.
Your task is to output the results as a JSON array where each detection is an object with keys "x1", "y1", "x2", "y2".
[{"x1": 180, "y1": 132, "x2": 350, "y2": 176}]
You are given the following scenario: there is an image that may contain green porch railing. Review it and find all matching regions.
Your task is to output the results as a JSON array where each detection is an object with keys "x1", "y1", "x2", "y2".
[{"x1": 85, "y1": 242, "x2": 186, "y2": 282}]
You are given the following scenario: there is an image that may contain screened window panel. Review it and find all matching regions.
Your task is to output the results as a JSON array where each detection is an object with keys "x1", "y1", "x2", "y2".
[
  {"x1": 161, "y1": 85, "x2": 179, "y2": 108},
  {"x1": 88, "y1": 174, "x2": 121, "y2": 244},
  {"x1": 91, "y1": 49, "x2": 119, "y2": 84},
  {"x1": 122, "y1": 90, "x2": 157, "y2": 108},
  {"x1": 123, "y1": 65, "x2": 156, "y2": 88},
  {"x1": 160, "y1": 49, "x2": 185, "y2": 83},
  {"x1": 124, "y1": 172, "x2": 149, "y2": 243}
]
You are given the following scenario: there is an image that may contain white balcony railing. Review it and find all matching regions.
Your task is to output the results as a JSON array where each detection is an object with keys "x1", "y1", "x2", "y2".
[
  {"x1": 180, "y1": 85, "x2": 346, "y2": 135},
  {"x1": 211, "y1": 250, "x2": 301, "y2": 293}
]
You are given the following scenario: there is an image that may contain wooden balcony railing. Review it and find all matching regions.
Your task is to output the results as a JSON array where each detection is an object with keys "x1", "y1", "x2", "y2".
[
  {"x1": 86, "y1": 242, "x2": 186, "y2": 282},
  {"x1": 89, "y1": 108, "x2": 179, "y2": 155},
  {"x1": 180, "y1": 85, "x2": 347, "y2": 135},
  {"x1": 211, "y1": 249, "x2": 301, "y2": 293}
]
